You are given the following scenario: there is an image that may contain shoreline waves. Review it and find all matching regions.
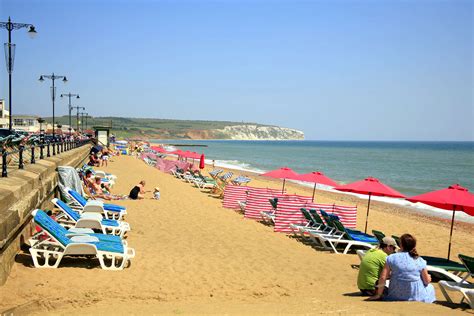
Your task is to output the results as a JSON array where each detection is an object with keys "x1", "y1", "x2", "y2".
[{"x1": 154, "y1": 140, "x2": 474, "y2": 224}]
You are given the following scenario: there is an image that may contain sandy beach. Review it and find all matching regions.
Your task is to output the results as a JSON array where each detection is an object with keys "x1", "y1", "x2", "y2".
[{"x1": 1, "y1": 154, "x2": 473, "y2": 315}]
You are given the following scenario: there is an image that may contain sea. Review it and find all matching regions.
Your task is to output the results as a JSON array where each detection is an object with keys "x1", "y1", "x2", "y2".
[{"x1": 151, "y1": 140, "x2": 474, "y2": 223}]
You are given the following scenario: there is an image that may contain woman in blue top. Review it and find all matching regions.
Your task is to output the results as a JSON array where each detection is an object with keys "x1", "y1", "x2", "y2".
[{"x1": 369, "y1": 234, "x2": 436, "y2": 303}]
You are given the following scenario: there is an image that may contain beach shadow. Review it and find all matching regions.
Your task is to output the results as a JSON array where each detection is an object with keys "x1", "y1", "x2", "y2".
[
  {"x1": 343, "y1": 292, "x2": 366, "y2": 297},
  {"x1": 435, "y1": 301, "x2": 472, "y2": 312},
  {"x1": 15, "y1": 252, "x2": 100, "y2": 270},
  {"x1": 257, "y1": 220, "x2": 274, "y2": 227},
  {"x1": 0, "y1": 300, "x2": 42, "y2": 315}
]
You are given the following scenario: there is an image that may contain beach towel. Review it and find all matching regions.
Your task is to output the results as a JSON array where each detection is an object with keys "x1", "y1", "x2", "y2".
[{"x1": 58, "y1": 166, "x2": 84, "y2": 202}]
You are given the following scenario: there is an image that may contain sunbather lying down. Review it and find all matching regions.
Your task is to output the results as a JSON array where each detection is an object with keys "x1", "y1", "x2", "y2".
[{"x1": 87, "y1": 177, "x2": 128, "y2": 200}]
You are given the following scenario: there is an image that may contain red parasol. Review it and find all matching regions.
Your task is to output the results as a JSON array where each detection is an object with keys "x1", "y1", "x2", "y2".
[
  {"x1": 335, "y1": 177, "x2": 406, "y2": 233},
  {"x1": 199, "y1": 154, "x2": 205, "y2": 169},
  {"x1": 407, "y1": 184, "x2": 474, "y2": 259},
  {"x1": 294, "y1": 171, "x2": 339, "y2": 202},
  {"x1": 151, "y1": 146, "x2": 168, "y2": 153},
  {"x1": 261, "y1": 167, "x2": 299, "y2": 193}
]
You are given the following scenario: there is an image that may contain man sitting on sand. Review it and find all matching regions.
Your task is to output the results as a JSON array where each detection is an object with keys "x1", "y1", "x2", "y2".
[{"x1": 357, "y1": 237, "x2": 398, "y2": 296}]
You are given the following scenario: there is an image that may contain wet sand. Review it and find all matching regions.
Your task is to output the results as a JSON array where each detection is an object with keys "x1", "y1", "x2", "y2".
[{"x1": 0, "y1": 155, "x2": 472, "y2": 315}]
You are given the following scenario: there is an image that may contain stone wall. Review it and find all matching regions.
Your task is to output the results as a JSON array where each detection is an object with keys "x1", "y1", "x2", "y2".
[{"x1": 0, "y1": 145, "x2": 90, "y2": 285}]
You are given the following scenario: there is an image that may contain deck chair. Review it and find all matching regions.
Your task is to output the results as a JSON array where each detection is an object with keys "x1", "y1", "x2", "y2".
[
  {"x1": 439, "y1": 254, "x2": 474, "y2": 309},
  {"x1": 310, "y1": 216, "x2": 378, "y2": 254},
  {"x1": 29, "y1": 210, "x2": 134, "y2": 270},
  {"x1": 66, "y1": 187, "x2": 127, "y2": 220},
  {"x1": 52, "y1": 198, "x2": 130, "y2": 237},
  {"x1": 209, "y1": 169, "x2": 223, "y2": 179},
  {"x1": 218, "y1": 172, "x2": 234, "y2": 184},
  {"x1": 372, "y1": 230, "x2": 386, "y2": 243},
  {"x1": 300, "y1": 209, "x2": 338, "y2": 236},
  {"x1": 289, "y1": 208, "x2": 322, "y2": 236},
  {"x1": 231, "y1": 176, "x2": 251, "y2": 186}
]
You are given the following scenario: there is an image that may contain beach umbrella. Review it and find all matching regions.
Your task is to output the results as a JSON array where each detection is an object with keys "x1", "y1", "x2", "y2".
[
  {"x1": 199, "y1": 154, "x2": 205, "y2": 169},
  {"x1": 261, "y1": 167, "x2": 299, "y2": 193},
  {"x1": 407, "y1": 184, "x2": 474, "y2": 260},
  {"x1": 335, "y1": 177, "x2": 406, "y2": 233},
  {"x1": 151, "y1": 146, "x2": 167, "y2": 153},
  {"x1": 294, "y1": 171, "x2": 339, "y2": 202}
]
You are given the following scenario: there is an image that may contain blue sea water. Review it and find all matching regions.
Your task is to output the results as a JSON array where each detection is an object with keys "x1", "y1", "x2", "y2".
[{"x1": 152, "y1": 140, "x2": 474, "y2": 197}]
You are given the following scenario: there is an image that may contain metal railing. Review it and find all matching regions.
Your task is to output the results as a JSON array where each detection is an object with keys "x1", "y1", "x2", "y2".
[{"x1": 1, "y1": 139, "x2": 91, "y2": 178}]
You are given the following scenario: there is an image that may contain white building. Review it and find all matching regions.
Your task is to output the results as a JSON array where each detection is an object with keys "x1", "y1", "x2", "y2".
[
  {"x1": 12, "y1": 115, "x2": 41, "y2": 132},
  {"x1": 0, "y1": 99, "x2": 10, "y2": 129}
]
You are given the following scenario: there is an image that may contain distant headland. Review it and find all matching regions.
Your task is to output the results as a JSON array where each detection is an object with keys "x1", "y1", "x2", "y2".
[{"x1": 46, "y1": 116, "x2": 305, "y2": 140}]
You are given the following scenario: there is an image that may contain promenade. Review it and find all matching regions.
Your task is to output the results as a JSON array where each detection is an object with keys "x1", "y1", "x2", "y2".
[{"x1": 0, "y1": 155, "x2": 472, "y2": 315}]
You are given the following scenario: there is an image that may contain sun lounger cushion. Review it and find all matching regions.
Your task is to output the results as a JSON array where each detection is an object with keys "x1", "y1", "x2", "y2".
[
  {"x1": 35, "y1": 210, "x2": 123, "y2": 245},
  {"x1": 68, "y1": 189, "x2": 126, "y2": 211},
  {"x1": 55, "y1": 199, "x2": 121, "y2": 228}
]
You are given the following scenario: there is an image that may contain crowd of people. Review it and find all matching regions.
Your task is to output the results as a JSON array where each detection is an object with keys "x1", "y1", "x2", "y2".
[{"x1": 82, "y1": 142, "x2": 160, "y2": 201}]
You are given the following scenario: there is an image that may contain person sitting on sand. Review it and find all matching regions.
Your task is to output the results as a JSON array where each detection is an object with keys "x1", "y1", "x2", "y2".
[
  {"x1": 83, "y1": 170, "x2": 95, "y2": 188},
  {"x1": 88, "y1": 152, "x2": 100, "y2": 167},
  {"x1": 357, "y1": 237, "x2": 398, "y2": 296},
  {"x1": 89, "y1": 176, "x2": 121, "y2": 200},
  {"x1": 129, "y1": 180, "x2": 148, "y2": 200},
  {"x1": 369, "y1": 234, "x2": 436, "y2": 303},
  {"x1": 153, "y1": 187, "x2": 160, "y2": 200}
]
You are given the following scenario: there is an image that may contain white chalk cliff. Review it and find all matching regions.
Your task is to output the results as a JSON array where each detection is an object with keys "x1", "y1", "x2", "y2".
[{"x1": 213, "y1": 125, "x2": 304, "y2": 140}]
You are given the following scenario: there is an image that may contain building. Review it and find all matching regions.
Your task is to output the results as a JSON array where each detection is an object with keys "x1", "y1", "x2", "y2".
[
  {"x1": 12, "y1": 115, "x2": 41, "y2": 132},
  {"x1": 0, "y1": 99, "x2": 10, "y2": 129}
]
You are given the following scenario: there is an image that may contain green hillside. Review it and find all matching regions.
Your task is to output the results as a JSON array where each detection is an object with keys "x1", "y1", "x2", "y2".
[{"x1": 46, "y1": 116, "x2": 271, "y2": 139}]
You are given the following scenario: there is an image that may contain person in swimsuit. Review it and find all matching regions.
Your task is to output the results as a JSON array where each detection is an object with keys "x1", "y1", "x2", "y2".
[{"x1": 129, "y1": 180, "x2": 148, "y2": 200}]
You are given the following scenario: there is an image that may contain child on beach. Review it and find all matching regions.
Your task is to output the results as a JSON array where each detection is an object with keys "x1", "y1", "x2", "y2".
[{"x1": 153, "y1": 187, "x2": 160, "y2": 200}]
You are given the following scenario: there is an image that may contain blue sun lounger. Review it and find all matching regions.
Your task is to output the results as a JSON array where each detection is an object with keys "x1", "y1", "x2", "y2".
[
  {"x1": 52, "y1": 198, "x2": 130, "y2": 237},
  {"x1": 29, "y1": 210, "x2": 134, "y2": 270},
  {"x1": 66, "y1": 187, "x2": 127, "y2": 220}
]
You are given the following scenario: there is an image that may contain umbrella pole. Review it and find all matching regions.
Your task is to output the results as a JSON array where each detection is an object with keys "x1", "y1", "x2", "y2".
[
  {"x1": 282, "y1": 179, "x2": 286, "y2": 193},
  {"x1": 447, "y1": 206, "x2": 456, "y2": 261},
  {"x1": 364, "y1": 193, "x2": 372, "y2": 234},
  {"x1": 312, "y1": 183, "x2": 316, "y2": 202}
]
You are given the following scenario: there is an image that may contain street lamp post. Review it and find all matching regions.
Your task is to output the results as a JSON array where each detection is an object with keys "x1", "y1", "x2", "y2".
[
  {"x1": 79, "y1": 112, "x2": 85, "y2": 133},
  {"x1": 39, "y1": 73, "x2": 67, "y2": 155},
  {"x1": 60, "y1": 92, "x2": 80, "y2": 135},
  {"x1": 72, "y1": 106, "x2": 85, "y2": 133},
  {"x1": 84, "y1": 113, "x2": 89, "y2": 130},
  {"x1": 0, "y1": 17, "x2": 37, "y2": 131}
]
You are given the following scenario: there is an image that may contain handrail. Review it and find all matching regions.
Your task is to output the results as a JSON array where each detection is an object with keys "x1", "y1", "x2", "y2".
[{"x1": 1, "y1": 139, "x2": 91, "y2": 178}]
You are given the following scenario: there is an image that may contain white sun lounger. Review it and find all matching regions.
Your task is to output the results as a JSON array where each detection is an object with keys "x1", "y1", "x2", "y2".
[
  {"x1": 52, "y1": 198, "x2": 130, "y2": 237},
  {"x1": 29, "y1": 210, "x2": 135, "y2": 270}
]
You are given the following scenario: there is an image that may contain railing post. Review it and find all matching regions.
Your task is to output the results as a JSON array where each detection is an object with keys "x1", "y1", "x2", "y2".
[
  {"x1": 31, "y1": 145, "x2": 36, "y2": 164},
  {"x1": 40, "y1": 143, "x2": 44, "y2": 159},
  {"x1": 47, "y1": 142, "x2": 51, "y2": 157},
  {"x1": 1, "y1": 149, "x2": 7, "y2": 177},
  {"x1": 52, "y1": 141, "x2": 56, "y2": 156},
  {"x1": 19, "y1": 146, "x2": 24, "y2": 169}
]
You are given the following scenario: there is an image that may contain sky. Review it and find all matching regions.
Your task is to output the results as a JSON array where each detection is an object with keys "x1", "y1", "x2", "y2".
[{"x1": 0, "y1": 0, "x2": 472, "y2": 141}]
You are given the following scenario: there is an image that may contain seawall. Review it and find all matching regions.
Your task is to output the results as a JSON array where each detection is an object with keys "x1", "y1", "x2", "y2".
[{"x1": 0, "y1": 145, "x2": 90, "y2": 285}]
